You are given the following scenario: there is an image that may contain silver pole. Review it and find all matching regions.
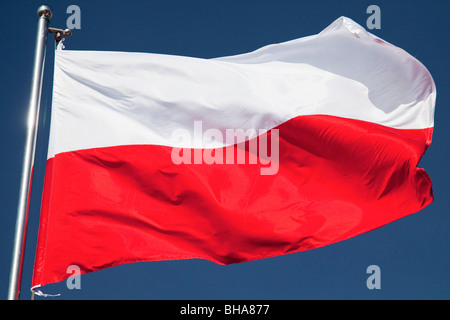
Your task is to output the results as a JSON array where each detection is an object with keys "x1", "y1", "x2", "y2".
[{"x1": 7, "y1": 4, "x2": 52, "y2": 300}]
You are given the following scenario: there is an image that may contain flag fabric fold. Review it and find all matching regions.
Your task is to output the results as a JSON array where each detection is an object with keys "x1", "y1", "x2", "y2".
[{"x1": 32, "y1": 17, "x2": 436, "y2": 289}]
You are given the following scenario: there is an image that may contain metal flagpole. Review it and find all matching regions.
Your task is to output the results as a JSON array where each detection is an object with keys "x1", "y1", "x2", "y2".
[{"x1": 7, "y1": 4, "x2": 52, "y2": 300}]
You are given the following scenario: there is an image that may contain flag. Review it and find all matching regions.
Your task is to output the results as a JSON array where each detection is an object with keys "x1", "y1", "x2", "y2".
[{"x1": 32, "y1": 17, "x2": 435, "y2": 289}]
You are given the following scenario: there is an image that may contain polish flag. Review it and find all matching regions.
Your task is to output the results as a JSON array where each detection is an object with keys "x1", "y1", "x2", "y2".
[{"x1": 32, "y1": 17, "x2": 436, "y2": 289}]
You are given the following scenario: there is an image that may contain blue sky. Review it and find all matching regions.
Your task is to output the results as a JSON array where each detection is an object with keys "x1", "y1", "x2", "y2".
[{"x1": 1, "y1": 0, "x2": 449, "y2": 300}]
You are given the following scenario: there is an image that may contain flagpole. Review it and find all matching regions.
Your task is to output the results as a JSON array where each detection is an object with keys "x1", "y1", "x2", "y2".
[{"x1": 7, "y1": 4, "x2": 52, "y2": 300}]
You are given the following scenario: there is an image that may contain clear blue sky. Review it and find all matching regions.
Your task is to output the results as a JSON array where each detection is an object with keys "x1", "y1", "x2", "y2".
[{"x1": 1, "y1": 0, "x2": 449, "y2": 300}]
